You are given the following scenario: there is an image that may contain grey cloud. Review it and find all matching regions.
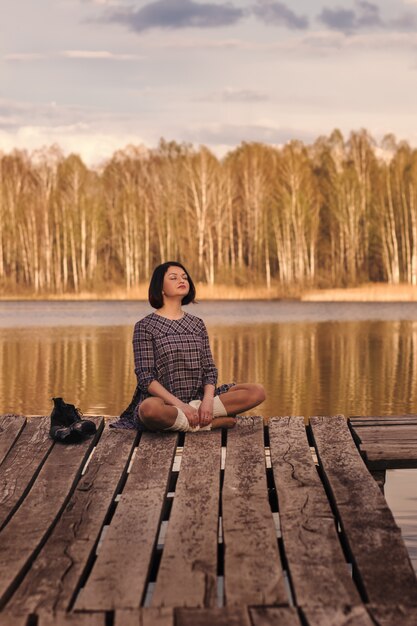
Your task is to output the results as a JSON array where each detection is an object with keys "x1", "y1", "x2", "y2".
[
  {"x1": 252, "y1": 0, "x2": 309, "y2": 30},
  {"x1": 318, "y1": 8, "x2": 356, "y2": 32},
  {"x1": 0, "y1": 98, "x2": 111, "y2": 132},
  {"x1": 356, "y1": 1, "x2": 383, "y2": 28},
  {"x1": 390, "y1": 12, "x2": 417, "y2": 32},
  {"x1": 107, "y1": 0, "x2": 244, "y2": 33},
  {"x1": 318, "y1": 1, "x2": 416, "y2": 34}
]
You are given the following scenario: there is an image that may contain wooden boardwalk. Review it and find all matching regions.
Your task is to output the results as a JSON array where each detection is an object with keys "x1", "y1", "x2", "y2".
[
  {"x1": 0, "y1": 413, "x2": 417, "y2": 625},
  {"x1": 350, "y1": 414, "x2": 417, "y2": 469}
]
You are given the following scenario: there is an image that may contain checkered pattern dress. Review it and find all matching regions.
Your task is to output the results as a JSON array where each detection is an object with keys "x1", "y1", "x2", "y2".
[{"x1": 110, "y1": 311, "x2": 236, "y2": 430}]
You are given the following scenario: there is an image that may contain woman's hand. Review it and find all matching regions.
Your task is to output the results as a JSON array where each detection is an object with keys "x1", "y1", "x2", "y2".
[
  {"x1": 198, "y1": 397, "x2": 214, "y2": 428},
  {"x1": 180, "y1": 403, "x2": 200, "y2": 428}
]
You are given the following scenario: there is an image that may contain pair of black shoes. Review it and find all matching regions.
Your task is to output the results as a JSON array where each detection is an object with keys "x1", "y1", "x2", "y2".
[{"x1": 49, "y1": 397, "x2": 97, "y2": 444}]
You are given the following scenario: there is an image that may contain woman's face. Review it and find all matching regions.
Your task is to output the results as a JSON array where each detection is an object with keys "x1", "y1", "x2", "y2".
[{"x1": 162, "y1": 266, "x2": 190, "y2": 300}]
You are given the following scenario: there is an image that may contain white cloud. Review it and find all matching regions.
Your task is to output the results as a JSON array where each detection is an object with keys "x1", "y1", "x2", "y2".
[
  {"x1": 198, "y1": 88, "x2": 269, "y2": 103},
  {"x1": 0, "y1": 124, "x2": 146, "y2": 167},
  {"x1": 3, "y1": 50, "x2": 144, "y2": 62},
  {"x1": 182, "y1": 122, "x2": 317, "y2": 146},
  {"x1": 61, "y1": 50, "x2": 144, "y2": 60}
]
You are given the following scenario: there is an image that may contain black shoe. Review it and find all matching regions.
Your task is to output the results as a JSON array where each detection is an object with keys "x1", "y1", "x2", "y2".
[
  {"x1": 49, "y1": 397, "x2": 97, "y2": 443},
  {"x1": 50, "y1": 424, "x2": 84, "y2": 444}
]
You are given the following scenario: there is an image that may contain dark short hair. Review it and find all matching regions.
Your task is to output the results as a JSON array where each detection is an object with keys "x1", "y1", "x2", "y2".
[{"x1": 148, "y1": 261, "x2": 197, "y2": 309}]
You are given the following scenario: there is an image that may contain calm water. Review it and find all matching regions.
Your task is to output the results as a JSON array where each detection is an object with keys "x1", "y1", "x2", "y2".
[{"x1": 1, "y1": 299, "x2": 417, "y2": 570}]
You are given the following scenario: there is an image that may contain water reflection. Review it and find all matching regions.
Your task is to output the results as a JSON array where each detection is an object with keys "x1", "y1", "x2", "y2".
[
  {"x1": 385, "y1": 470, "x2": 417, "y2": 573},
  {"x1": 2, "y1": 319, "x2": 417, "y2": 418}
]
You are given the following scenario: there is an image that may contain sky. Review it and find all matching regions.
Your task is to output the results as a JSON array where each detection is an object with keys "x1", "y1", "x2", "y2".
[{"x1": 1, "y1": 0, "x2": 417, "y2": 165}]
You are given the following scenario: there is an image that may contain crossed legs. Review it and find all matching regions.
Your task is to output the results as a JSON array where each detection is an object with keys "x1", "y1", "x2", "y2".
[{"x1": 138, "y1": 383, "x2": 266, "y2": 432}]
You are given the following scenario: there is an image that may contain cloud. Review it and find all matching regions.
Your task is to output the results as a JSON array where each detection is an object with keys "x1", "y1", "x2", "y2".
[
  {"x1": 318, "y1": 1, "x2": 417, "y2": 34},
  {"x1": 252, "y1": 0, "x2": 309, "y2": 30},
  {"x1": 4, "y1": 50, "x2": 143, "y2": 62},
  {"x1": 200, "y1": 88, "x2": 269, "y2": 102},
  {"x1": 318, "y1": 2, "x2": 382, "y2": 33},
  {"x1": 182, "y1": 122, "x2": 316, "y2": 147},
  {"x1": 355, "y1": 1, "x2": 382, "y2": 27},
  {"x1": 0, "y1": 124, "x2": 146, "y2": 167},
  {"x1": 0, "y1": 97, "x2": 112, "y2": 132},
  {"x1": 107, "y1": 0, "x2": 244, "y2": 33},
  {"x1": 390, "y1": 12, "x2": 417, "y2": 32},
  {"x1": 61, "y1": 50, "x2": 143, "y2": 60},
  {"x1": 319, "y1": 8, "x2": 356, "y2": 33}
]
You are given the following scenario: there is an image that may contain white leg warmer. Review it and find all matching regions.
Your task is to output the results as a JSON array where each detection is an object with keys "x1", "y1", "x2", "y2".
[
  {"x1": 164, "y1": 407, "x2": 199, "y2": 432},
  {"x1": 164, "y1": 396, "x2": 230, "y2": 433},
  {"x1": 189, "y1": 395, "x2": 228, "y2": 417}
]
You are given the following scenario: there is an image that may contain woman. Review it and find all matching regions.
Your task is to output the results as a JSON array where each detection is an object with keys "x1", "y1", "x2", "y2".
[{"x1": 110, "y1": 261, "x2": 266, "y2": 432}]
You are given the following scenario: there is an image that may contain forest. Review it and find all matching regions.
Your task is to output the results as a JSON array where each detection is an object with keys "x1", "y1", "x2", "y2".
[{"x1": 1, "y1": 128, "x2": 416, "y2": 295}]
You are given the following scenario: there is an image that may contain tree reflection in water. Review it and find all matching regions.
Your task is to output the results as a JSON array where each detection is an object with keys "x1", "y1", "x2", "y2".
[{"x1": 2, "y1": 319, "x2": 417, "y2": 419}]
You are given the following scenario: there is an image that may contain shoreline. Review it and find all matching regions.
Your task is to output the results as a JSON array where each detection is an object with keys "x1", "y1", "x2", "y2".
[{"x1": 2, "y1": 283, "x2": 417, "y2": 302}]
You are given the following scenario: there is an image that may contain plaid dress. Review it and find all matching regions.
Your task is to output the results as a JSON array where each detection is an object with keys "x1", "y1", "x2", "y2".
[{"x1": 110, "y1": 311, "x2": 236, "y2": 430}]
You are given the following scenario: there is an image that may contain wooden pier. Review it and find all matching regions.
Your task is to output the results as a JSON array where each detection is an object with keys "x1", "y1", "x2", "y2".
[{"x1": 0, "y1": 413, "x2": 417, "y2": 625}]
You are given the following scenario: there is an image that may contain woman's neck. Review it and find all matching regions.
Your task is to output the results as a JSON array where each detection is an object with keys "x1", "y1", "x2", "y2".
[{"x1": 156, "y1": 303, "x2": 184, "y2": 320}]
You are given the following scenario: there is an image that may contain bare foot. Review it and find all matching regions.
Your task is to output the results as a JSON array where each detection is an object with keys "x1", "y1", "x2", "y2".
[{"x1": 211, "y1": 417, "x2": 237, "y2": 429}]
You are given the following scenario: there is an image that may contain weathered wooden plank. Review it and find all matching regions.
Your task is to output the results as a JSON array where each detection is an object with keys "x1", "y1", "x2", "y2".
[
  {"x1": 269, "y1": 417, "x2": 360, "y2": 607},
  {"x1": 350, "y1": 415, "x2": 417, "y2": 421},
  {"x1": 250, "y1": 606, "x2": 302, "y2": 626},
  {"x1": 7, "y1": 426, "x2": 137, "y2": 614},
  {"x1": 0, "y1": 610, "x2": 29, "y2": 626},
  {"x1": 302, "y1": 605, "x2": 374, "y2": 626},
  {"x1": 0, "y1": 417, "x2": 103, "y2": 609},
  {"x1": 75, "y1": 431, "x2": 178, "y2": 611},
  {"x1": 38, "y1": 612, "x2": 104, "y2": 625},
  {"x1": 0, "y1": 417, "x2": 53, "y2": 529},
  {"x1": 367, "y1": 605, "x2": 417, "y2": 626},
  {"x1": 354, "y1": 428, "x2": 417, "y2": 440},
  {"x1": 361, "y1": 441, "x2": 417, "y2": 448},
  {"x1": 350, "y1": 420, "x2": 417, "y2": 427},
  {"x1": 355, "y1": 426, "x2": 417, "y2": 434},
  {"x1": 370, "y1": 470, "x2": 386, "y2": 493},
  {"x1": 310, "y1": 415, "x2": 417, "y2": 606},
  {"x1": 351, "y1": 416, "x2": 417, "y2": 421},
  {"x1": 114, "y1": 608, "x2": 174, "y2": 626},
  {"x1": 0, "y1": 414, "x2": 26, "y2": 466},
  {"x1": 175, "y1": 607, "x2": 252, "y2": 626},
  {"x1": 151, "y1": 430, "x2": 221, "y2": 608},
  {"x1": 222, "y1": 416, "x2": 287, "y2": 607},
  {"x1": 361, "y1": 447, "x2": 417, "y2": 470},
  {"x1": 352, "y1": 421, "x2": 417, "y2": 428},
  {"x1": 360, "y1": 439, "x2": 417, "y2": 447}
]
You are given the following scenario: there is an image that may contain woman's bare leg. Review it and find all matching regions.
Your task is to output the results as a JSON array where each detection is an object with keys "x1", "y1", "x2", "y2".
[
  {"x1": 217, "y1": 383, "x2": 266, "y2": 416},
  {"x1": 138, "y1": 398, "x2": 178, "y2": 431}
]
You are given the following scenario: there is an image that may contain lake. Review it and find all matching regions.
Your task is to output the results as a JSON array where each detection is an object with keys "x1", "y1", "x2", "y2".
[{"x1": 1, "y1": 299, "x2": 417, "y2": 571}]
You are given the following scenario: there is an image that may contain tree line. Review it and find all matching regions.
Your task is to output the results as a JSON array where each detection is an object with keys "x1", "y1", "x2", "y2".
[{"x1": 1, "y1": 129, "x2": 416, "y2": 294}]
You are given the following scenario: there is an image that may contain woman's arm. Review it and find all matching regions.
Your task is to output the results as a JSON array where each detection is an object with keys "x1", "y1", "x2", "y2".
[
  {"x1": 147, "y1": 380, "x2": 200, "y2": 427},
  {"x1": 201, "y1": 322, "x2": 218, "y2": 387},
  {"x1": 133, "y1": 322, "x2": 157, "y2": 393},
  {"x1": 147, "y1": 380, "x2": 186, "y2": 407},
  {"x1": 198, "y1": 322, "x2": 217, "y2": 426}
]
